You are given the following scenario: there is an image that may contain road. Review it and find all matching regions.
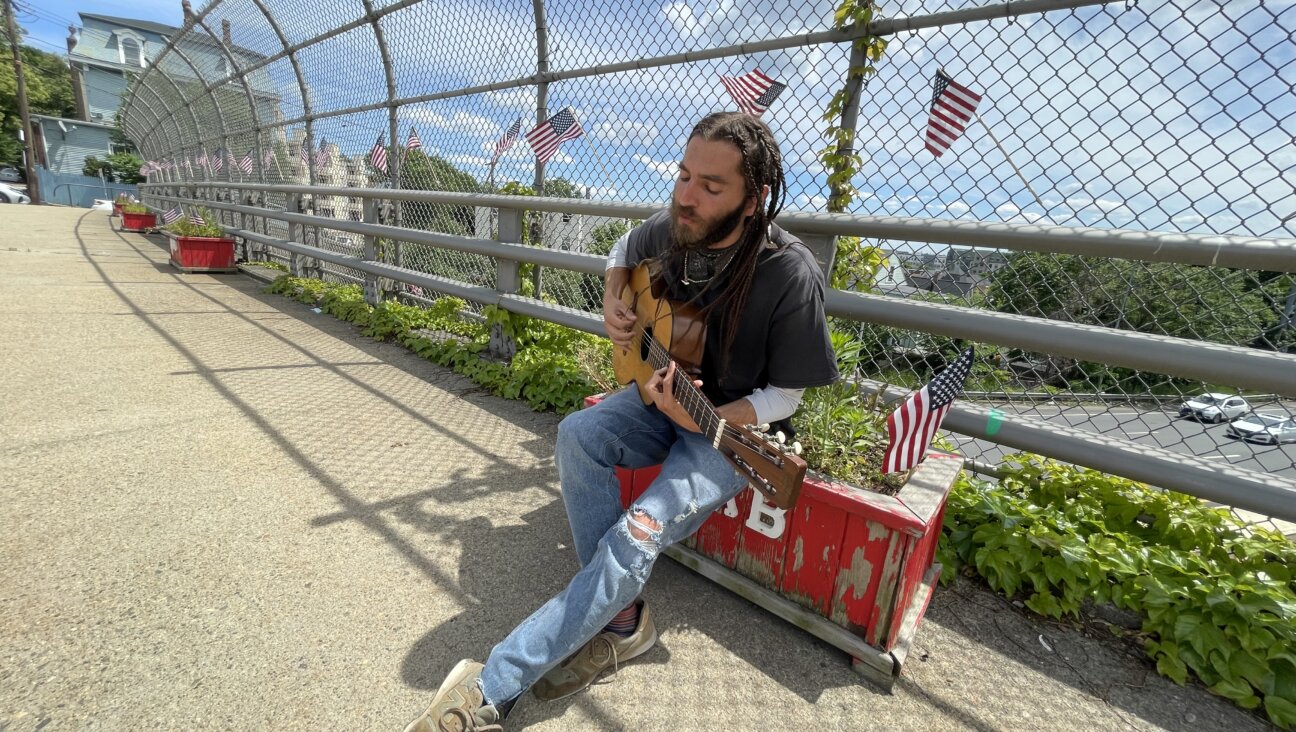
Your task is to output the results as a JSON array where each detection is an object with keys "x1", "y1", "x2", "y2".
[{"x1": 951, "y1": 402, "x2": 1296, "y2": 481}]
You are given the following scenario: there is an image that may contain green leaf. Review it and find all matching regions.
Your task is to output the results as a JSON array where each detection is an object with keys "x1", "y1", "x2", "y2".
[
  {"x1": 1210, "y1": 676, "x2": 1260, "y2": 707},
  {"x1": 1156, "y1": 648, "x2": 1189, "y2": 685},
  {"x1": 1264, "y1": 695, "x2": 1296, "y2": 728},
  {"x1": 1173, "y1": 612, "x2": 1202, "y2": 640}
]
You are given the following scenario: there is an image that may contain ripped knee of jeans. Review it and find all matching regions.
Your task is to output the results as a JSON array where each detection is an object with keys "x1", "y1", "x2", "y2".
[{"x1": 624, "y1": 508, "x2": 662, "y2": 552}]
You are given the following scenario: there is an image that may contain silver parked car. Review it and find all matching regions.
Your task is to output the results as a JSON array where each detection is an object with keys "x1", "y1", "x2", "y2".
[
  {"x1": 0, "y1": 182, "x2": 30, "y2": 204},
  {"x1": 1226, "y1": 414, "x2": 1296, "y2": 445},
  {"x1": 1179, "y1": 393, "x2": 1251, "y2": 423},
  {"x1": 0, "y1": 166, "x2": 22, "y2": 182}
]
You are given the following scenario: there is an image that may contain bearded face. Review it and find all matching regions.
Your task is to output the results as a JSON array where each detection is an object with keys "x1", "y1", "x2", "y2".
[{"x1": 669, "y1": 195, "x2": 747, "y2": 250}]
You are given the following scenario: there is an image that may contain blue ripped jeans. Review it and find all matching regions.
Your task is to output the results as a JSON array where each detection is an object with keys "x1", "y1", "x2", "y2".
[{"x1": 479, "y1": 386, "x2": 748, "y2": 707}]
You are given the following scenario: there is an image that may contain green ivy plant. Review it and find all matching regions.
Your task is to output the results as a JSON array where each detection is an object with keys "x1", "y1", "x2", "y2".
[
  {"x1": 939, "y1": 455, "x2": 1296, "y2": 728},
  {"x1": 820, "y1": 0, "x2": 887, "y2": 214},
  {"x1": 263, "y1": 276, "x2": 608, "y2": 415},
  {"x1": 818, "y1": 0, "x2": 889, "y2": 291}
]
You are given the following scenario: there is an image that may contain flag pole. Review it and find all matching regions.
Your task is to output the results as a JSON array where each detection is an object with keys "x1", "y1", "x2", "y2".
[
  {"x1": 488, "y1": 158, "x2": 497, "y2": 190},
  {"x1": 582, "y1": 132, "x2": 615, "y2": 198},
  {"x1": 973, "y1": 111, "x2": 1049, "y2": 216}
]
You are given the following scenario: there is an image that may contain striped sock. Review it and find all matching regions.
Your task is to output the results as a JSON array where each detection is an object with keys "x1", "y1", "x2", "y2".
[{"x1": 604, "y1": 603, "x2": 640, "y2": 638}]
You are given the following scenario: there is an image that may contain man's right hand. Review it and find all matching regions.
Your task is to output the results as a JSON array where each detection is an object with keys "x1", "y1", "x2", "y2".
[{"x1": 603, "y1": 289, "x2": 637, "y2": 351}]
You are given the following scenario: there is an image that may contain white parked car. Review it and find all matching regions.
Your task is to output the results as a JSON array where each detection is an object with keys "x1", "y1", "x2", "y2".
[
  {"x1": 1226, "y1": 414, "x2": 1296, "y2": 444},
  {"x1": 1179, "y1": 393, "x2": 1251, "y2": 423},
  {"x1": 0, "y1": 182, "x2": 30, "y2": 204}
]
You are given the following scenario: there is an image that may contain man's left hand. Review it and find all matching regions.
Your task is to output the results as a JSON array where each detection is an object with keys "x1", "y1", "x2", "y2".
[{"x1": 646, "y1": 361, "x2": 702, "y2": 433}]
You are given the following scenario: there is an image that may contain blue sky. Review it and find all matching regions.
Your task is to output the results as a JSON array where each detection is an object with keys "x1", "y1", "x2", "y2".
[{"x1": 19, "y1": 0, "x2": 1296, "y2": 240}]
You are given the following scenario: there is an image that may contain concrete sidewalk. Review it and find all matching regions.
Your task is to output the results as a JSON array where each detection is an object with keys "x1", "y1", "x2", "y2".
[{"x1": 0, "y1": 207, "x2": 1272, "y2": 731}]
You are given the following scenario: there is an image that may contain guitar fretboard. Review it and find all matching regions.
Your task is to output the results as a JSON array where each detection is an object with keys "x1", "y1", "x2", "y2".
[{"x1": 642, "y1": 332, "x2": 725, "y2": 441}]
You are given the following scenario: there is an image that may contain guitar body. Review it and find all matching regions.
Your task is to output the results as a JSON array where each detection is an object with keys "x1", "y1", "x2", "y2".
[
  {"x1": 610, "y1": 263, "x2": 807, "y2": 509},
  {"x1": 612, "y1": 262, "x2": 706, "y2": 403}
]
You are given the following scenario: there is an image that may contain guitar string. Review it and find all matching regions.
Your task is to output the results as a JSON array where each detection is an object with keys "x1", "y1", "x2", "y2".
[
  {"x1": 641, "y1": 330, "x2": 774, "y2": 448},
  {"x1": 629, "y1": 283, "x2": 784, "y2": 456}
]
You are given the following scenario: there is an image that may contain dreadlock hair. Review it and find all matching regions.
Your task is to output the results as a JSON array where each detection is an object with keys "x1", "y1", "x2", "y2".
[{"x1": 663, "y1": 112, "x2": 787, "y2": 357}]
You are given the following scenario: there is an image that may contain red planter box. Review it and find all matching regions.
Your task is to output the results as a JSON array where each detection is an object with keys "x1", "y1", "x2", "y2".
[
  {"x1": 584, "y1": 393, "x2": 961, "y2": 689},
  {"x1": 120, "y1": 211, "x2": 156, "y2": 231},
  {"x1": 111, "y1": 203, "x2": 123, "y2": 217},
  {"x1": 168, "y1": 235, "x2": 237, "y2": 273}
]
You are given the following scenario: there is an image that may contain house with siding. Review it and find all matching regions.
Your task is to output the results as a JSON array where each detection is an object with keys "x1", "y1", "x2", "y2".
[{"x1": 34, "y1": 13, "x2": 280, "y2": 176}]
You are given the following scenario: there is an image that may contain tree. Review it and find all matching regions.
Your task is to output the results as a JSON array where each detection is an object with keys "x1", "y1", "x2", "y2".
[
  {"x1": 985, "y1": 253, "x2": 1283, "y2": 390},
  {"x1": 81, "y1": 152, "x2": 144, "y2": 183},
  {"x1": 1, "y1": 41, "x2": 77, "y2": 166},
  {"x1": 398, "y1": 149, "x2": 480, "y2": 235}
]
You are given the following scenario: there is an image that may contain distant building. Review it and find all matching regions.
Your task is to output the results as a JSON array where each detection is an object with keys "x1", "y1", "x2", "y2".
[
  {"x1": 34, "y1": 13, "x2": 281, "y2": 175},
  {"x1": 472, "y1": 207, "x2": 620, "y2": 250},
  {"x1": 889, "y1": 247, "x2": 1009, "y2": 296}
]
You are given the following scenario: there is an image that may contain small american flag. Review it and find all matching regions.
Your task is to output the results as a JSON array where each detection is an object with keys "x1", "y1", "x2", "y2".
[
  {"x1": 161, "y1": 206, "x2": 183, "y2": 225},
  {"x1": 196, "y1": 151, "x2": 208, "y2": 170},
  {"x1": 719, "y1": 69, "x2": 786, "y2": 118},
  {"x1": 406, "y1": 126, "x2": 422, "y2": 150},
  {"x1": 239, "y1": 150, "x2": 255, "y2": 174},
  {"x1": 492, "y1": 117, "x2": 522, "y2": 162},
  {"x1": 924, "y1": 69, "x2": 982, "y2": 158},
  {"x1": 226, "y1": 148, "x2": 238, "y2": 172},
  {"x1": 188, "y1": 209, "x2": 207, "y2": 227},
  {"x1": 211, "y1": 149, "x2": 224, "y2": 173},
  {"x1": 882, "y1": 346, "x2": 974, "y2": 474},
  {"x1": 369, "y1": 135, "x2": 388, "y2": 174},
  {"x1": 299, "y1": 140, "x2": 310, "y2": 169},
  {"x1": 263, "y1": 147, "x2": 274, "y2": 169},
  {"x1": 525, "y1": 108, "x2": 583, "y2": 165},
  {"x1": 314, "y1": 139, "x2": 331, "y2": 170}
]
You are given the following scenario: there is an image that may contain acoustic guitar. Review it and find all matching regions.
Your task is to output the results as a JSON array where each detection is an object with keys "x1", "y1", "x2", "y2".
[{"x1": 611, "y1": 262, "x2": 808, "y2": 509}]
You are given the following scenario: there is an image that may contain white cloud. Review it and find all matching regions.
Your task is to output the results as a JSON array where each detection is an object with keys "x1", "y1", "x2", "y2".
[
  {"x1": 634, "y1": 154, "x2": 678, "y2": 181},
  {"x1": 662, "y1": 2, "x2": 700, "y2": 41},
  {"x1": 484, "y1": 88, "x2": 534, "y2": 113},
  {"x1": 550, "y1": 150, "x2": 574, "y2": 165},
  {"x1": 795, "y1": 193, "x2": 828, "y2": 210},
  {"x1": 590, "y1": 121, "x2": 660, "y2": 147}
]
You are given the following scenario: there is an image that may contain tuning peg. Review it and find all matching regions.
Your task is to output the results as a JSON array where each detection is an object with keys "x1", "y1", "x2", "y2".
[
  {"x1": 792, "y1": 441, "x2": 802, "y2": 455},
  {"x1": 775, "y1": 431, "x2": 786, "y2": 444},
  {"x1": 759, "y1": 423, "x2": 770, "y2": 433}
]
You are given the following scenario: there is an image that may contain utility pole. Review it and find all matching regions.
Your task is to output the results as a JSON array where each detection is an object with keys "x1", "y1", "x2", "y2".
[{"x1": 3, "y1": 0, "x2": 40, "y2": 203}]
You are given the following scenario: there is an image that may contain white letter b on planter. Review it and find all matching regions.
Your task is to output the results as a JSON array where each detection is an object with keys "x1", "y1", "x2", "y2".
[{"x1": 745, "y1": 494, "x2": 786, "y2": 540}]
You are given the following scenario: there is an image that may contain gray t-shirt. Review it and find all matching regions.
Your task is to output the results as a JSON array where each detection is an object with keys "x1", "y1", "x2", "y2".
[{"x1": 625, "y1": 209, "x2": 839, "y2": 433}]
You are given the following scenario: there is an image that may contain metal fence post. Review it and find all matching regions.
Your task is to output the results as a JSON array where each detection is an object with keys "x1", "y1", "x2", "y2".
[
  {"x1": 491, "y1": 205, "x2": 524, "y2": 359},
  {"x1": 362, "y1": 197, "x2": 382, "y2": 306},
  {"x1": 287, "y1": 191, "x2": 303, "y2": 277}
]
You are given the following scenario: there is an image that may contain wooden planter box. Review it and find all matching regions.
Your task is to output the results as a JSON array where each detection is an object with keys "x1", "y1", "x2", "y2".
[
  {"x1": 168, "y1": 234, "x2": 238, "y2": 274},
  {"x1": 584, "y1": 394, "x2": 961, "y2": 689},
  {"x1": 120, "y1": 211, "x2": 155, "y2": 231}
]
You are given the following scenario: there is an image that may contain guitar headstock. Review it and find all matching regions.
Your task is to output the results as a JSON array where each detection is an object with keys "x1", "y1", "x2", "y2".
[{"x1": 718, "y1": 422, "x2": 807, "y2": 510}]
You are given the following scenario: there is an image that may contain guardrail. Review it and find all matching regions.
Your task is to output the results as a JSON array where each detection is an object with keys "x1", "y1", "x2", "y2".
[{"x1": 140, "y1": 182, "x2": 1296, "y2": 523}]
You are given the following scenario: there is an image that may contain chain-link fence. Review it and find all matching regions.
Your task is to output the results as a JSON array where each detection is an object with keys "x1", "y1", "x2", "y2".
[{"x1": 121, "y1": 0, "x2": 1295, "y2": 530}]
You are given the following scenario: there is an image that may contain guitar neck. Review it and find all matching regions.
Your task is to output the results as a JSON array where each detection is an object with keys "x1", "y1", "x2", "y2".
[{"x1": 643, "y1": 336, "x2": 726, "y2": 442}]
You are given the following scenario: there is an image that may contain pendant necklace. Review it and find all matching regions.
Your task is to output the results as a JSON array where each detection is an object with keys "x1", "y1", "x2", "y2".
[{"x1": 681, "y1": 247, "x2": 736, "y2": 286}]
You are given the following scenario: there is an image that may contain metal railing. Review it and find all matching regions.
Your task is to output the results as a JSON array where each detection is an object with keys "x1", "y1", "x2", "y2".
[
  {"x1": 140, "y1": 180, "x2": 1296, "y2": 525},
  {"x1": 122, "y1": 0, "x2": 1296, "y2": 531}
]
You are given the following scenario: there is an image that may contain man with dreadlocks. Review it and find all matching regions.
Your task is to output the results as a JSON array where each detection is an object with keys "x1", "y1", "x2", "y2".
[{"x1": 406, "y1": 112, "x2": 838, "y2": 731}]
